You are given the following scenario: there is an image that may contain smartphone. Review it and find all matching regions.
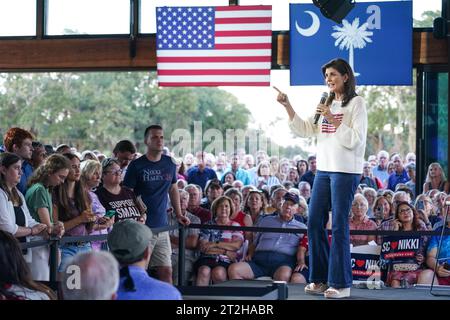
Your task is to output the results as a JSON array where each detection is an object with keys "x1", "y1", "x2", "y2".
[
  {"x1": 105, "y1": 210, "x2": 116, "y2": 218},
  {"x1": 416, "y1": 200, "x2": 424, "y2": 210}
]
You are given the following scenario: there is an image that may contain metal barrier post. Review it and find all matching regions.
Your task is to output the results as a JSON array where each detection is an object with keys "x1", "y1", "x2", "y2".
[
  {"x1": 178, "y1": 225, "x2": 186, "y2": 286},
  {"x1": 49, "y1": 238, "x2": 59, "y2": 282}
]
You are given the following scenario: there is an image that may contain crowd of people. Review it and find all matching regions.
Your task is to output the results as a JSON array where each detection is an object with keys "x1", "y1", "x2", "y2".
[{"x1": 0, "y1": 126, "x2": 449, "y2": 300}]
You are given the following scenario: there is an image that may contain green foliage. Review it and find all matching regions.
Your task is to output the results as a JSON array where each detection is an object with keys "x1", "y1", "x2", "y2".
[
  {"x1": 0, "y1": 72, "x2": 250, "y2": 154},
  {"x1": 413, "y1": 10, "x2": 441, "y2": 28}
]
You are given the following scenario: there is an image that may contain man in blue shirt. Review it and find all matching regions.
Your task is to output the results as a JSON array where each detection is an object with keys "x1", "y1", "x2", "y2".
[
  {"x1": 108, "y1": 219, "x2": 182, "y2": 300},
  {"x1": 123, "y1": 124, "x2": 189, "y2": 284},
  {"x1": 387, "y1": 154, "x2": 410, "y2": 191},
  {"x1": 228, "y1": 192, "x2": 306, "y2": 282},
  {"x1": 221, "y1": 153, "x2": 251, "y2": 186},
  {"x1": 187, "y1": 151, "x2": 217, "y2": 191}
]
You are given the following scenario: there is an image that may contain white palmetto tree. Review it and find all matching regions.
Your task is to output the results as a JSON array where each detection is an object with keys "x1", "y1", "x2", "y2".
[{"x1": 331, "y1": 18, "x2": 373, "y2": 76}]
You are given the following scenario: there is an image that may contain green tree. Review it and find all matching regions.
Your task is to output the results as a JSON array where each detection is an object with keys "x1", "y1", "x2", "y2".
[{"x1": 413, "y1": 10, "x2": 441, "y2": 27}]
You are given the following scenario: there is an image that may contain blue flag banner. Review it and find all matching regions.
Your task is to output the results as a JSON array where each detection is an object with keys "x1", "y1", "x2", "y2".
[{"x1": 289, "y1": 1, "x2": 412, "y2": 85}]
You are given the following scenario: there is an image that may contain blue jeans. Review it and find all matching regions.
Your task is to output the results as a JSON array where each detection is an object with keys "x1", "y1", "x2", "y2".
[
  {"x1": 307, "y1": 170, "x2": 359, "y2": 288},
  {"x1": 59, "y1": 243, "x2": 92, "y2": 272}
]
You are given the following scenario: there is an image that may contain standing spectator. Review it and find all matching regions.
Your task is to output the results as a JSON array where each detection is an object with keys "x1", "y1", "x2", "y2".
[
  {"x1": 174, "y1": 158, "x2": 187, "y2": 181},
  {"x1": 349, "y1": 194, "x2": 377, "y2": 246},
  {"x1": 185, "y1": 184, "x2": 211, "y2": 224},
  {"x1": 96, "y1": 158, "x2": 146, "y2": 224},
  {"x1": 3, "y1": 127, "x2": 34, "y2": 195},
  {"x1": 112, "y1": 140, "x2": 136, "y2": 181},
  {"x1": 300, "y1": 155, "x2": 317, "y2": 189},
  {"x1": 55, "y1": 144, "x2": 71, "y2": 154},
  {"x1": 371, "y1": 150, "x2": 389, "y2": 185},
  {"x1": 0, "y1": 153, "x2": 47, "y2": 263},
  {"x1": 404, "y1": 162, "x2": 416, "y2": 198},
  {"x1": 195, "y1": 196, "x2": 244, "y2": 286},
  {"x1": 25, "y1": 154, "x2": 69, "y2": 280},
  {"x1": 108, "y1": 220, "x2": 182, "y2": 299},
  {"x1": 183, "y1": 153, "x2": 195, "y2": 172},
  {"x1": 228, "y1": 193, "x2": 306, "y2": 282},
  {"x1": 222, "y1": 154, "x2": 251, "y2": 186},
  {"x1": 387, "y1": 154, "x2": 410, "y2": 191},
  {"x1": 80, "y1": 160, "x2": 114, "y2": 251},
  {"x1": 187, "y1": 151, "x2": 217, "y2": 191},
  {"x1": 30, "y1": 142, "x2": 47, "y2": 170},
  {"x1": 367, "y1": 154, "x2": 377, "y2": 168},
  {"x1": 214, "y1": 155, "x2": 227, "y2": 180},
  {"x1": 296, "y1": 159, "x2": 308, "y2": 182},
  {"x1": 405, "y1": 152, "x2": 416, "y2": 164},
  {"x1": 0, "y1": 230, "x2": 55, "y2": 300},
  {"x1": 168, "y1": 190, "x2": 200, "y2": 285},
  {"x1": 286, "y1": 166, "x2": 300, "y2": 188},
  {"x1": 61, "y1": 251, "x2": 119, "y2": 300},
  {"x1": 53, "y1": 153, "x2": 95, "y2": 272},
  {"x1": 423, "y1": 162, "x2": 450, "y2": 194},
  {"x1": 123, "y1": 125, "x2": 189, "y2": 283}
]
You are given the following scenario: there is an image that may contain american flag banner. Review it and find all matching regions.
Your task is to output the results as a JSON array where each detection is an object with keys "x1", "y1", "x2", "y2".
[
  {"x1": 321, "y1": 113, "x2": 344, "y2": 134},
  {"x1": 156, "y1": 5, "x2": 272, "y2": 87}
]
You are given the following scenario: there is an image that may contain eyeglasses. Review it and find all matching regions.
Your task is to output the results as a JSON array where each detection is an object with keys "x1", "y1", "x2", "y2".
[
  {"x1": 352, "y1": 203, "x2": 366, "y2": 208},
  {"x1": 398, "y1": 208, "x2": 412, "y2": 214},
  {"x1": 106, "y1": 169, "x2": 123, "y2": 176}
]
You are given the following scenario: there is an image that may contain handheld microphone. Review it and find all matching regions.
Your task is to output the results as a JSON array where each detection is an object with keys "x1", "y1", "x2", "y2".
[{"x1": 314, "y1": 92, "x2": 329, "y2": 125}]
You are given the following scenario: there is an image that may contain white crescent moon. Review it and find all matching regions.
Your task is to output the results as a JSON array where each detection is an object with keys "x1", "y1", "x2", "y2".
[{"x1": 295, "y1": 11, "x2": 320, "y2": 37}]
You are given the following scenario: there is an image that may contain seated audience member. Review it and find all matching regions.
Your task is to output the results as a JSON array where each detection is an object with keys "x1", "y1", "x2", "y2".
[
  {"x1": 195, "y1": 196, "x2": 244, "y2": 286},
  {"x1": 378, "y1": 202, "x2": 427, "y2": 288},
  {"x1": 228, "y1": 193, "x2": 306, "y2": 282},
  {"x1": 417, "y1": 201, "x2": 450, "y2": 286},
  {"x1": 61, "y1": 251, "x2": 119, "y2": 300},
  {"x1": 232, "y1": 180, "x2": 244, "y2": 191},
  {"x1": 241, "y1": 185, "x2": 256, "y2": 202},
  {"x1": 200, "y1": 179, "x2": 223, "y2": 211},
  {"x1": 184, "y1": 184, "x2": 212, "y2": 224},
  {"x1": 224, "y1": 188, "x2": 253, "y2": 240},
  {"x1": 414, "y1": 194, "x2": 436, "y2": 229},
  {"x1": 372, "y1": 195, "x2": 393, "y2": 226},
  {"x1": 296, "y1": 159, "x2": 308, "y2": 182},
  {"x1": 362, "y1": 187, "x2": 377, "y2": 218},
  {"x1": 252, "y1": 160, "x2": 281, "y2": 190},
  {"x1": 423, "y1": 162, "x2": 450, "y2": 194},
  {"x1": 177, "y1": 179, "x2": 187, "y2": 190},
  {"x1": 298, "y1": 181, "x2": 311, "y2": 204},
  {"x1": 0, "y1": 230, "x2": 55, "y2": 300},
  {"x1": 96, "y1": 158, "x2": 146, "y2": 224},
  {"x1": 349, "y1": 194, "x2": 377, "y2": 246},
  {"x1": 296, "y1": 196, "x2": 309, "y2": 224},
  {"x1": 243, "y1": 190, "x2": 267, "y2": 225},
  {"x1": 187, "y1": 151, "x2": 218, "y2": 191},
  {"x1": 286, "y1": 166, "x2": 299, "y2": 188},
  {"x1": 108, "y1": 219, "x2": 182, "y2": 300},
  {"x1": 0, "y1": 153, "x2": 47, "y2": 262},
  {"x1": 360, "y1": 162, "x2": 378, "y2": 190},
  {"x1": 222, "y1": 172, "x2": 236, "y2": 185},
  {"x1": 168, "y1": 190, "x2": 200, "y2": 285},
  {"x1": 265, "y1": 187, "x2": 287, "y2": 214}
]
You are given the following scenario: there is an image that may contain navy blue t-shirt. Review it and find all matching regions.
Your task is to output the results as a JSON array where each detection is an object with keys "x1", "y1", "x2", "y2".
[{"x1": 123, "y1": 154, "x2": 176, "y2": 228}]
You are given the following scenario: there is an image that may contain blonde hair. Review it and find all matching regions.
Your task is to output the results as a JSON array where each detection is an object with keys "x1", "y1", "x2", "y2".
[{"x1": 80, "y1": 160, "x2": 102, "y2": 186}]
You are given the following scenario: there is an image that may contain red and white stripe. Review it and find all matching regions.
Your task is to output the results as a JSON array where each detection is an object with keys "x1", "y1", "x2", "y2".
[
  {"x1": 157, "y1": 5, "x2": 272, "y2": 87},
  {"x1": 321, "y1": 114, "x2": 344, "y2": 133}
]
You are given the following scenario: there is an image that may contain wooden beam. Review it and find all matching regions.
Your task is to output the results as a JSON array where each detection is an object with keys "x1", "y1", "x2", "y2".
[{"x1": 0, "y1": 31, "x2": 446, "y2": 72}]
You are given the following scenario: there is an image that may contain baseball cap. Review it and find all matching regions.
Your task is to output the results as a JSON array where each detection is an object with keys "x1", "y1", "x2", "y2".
[
  {"x1": 107, "y1": 219, "x2": 152, "y2": 263},
  {"x1": 283, "y1": 192, "x2": 299, "y2": 204}
]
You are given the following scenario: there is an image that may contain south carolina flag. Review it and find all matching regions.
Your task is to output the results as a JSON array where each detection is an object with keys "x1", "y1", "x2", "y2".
[{"x1": 156, "y1": 6, "x2": 272, "y2": 87}]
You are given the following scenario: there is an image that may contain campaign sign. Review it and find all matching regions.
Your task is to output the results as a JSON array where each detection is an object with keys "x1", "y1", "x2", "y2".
[
  {"x1": 351, "y1": 252, "x2": 381, "y2": 282},
  {"x1": 380, "y1": 235, "x2": 423, "y2": 271},
  {"x1": 289, "y1": 1, "x2": 412, "y2": 85}
]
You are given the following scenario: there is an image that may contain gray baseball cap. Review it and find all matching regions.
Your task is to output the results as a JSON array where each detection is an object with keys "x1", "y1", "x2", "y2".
[{"x1": 107, "y1": 219, "x2": 152, "y2": 263}]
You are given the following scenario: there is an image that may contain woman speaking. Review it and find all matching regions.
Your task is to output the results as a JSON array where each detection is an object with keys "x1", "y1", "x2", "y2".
[{"x1": 275, "y1": 58, "x2": 367, "y2": 298}]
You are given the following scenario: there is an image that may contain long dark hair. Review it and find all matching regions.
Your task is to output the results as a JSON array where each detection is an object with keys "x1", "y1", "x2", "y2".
[
  {"x1": 53, "y1": 153, "x2": 91, "y2": 222},
  {"x1": 0, "y1": 152, "x2": 23, "y2": 206},
  {"x1": 0, "y1": 230, "x2": 56, "y2": 300},
  {"x1": 321, "y1": 58, "x2": 357, "y2": 107},
  {"x1": 395, "y1": 201, "x2": 422, "y2": 231}
]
